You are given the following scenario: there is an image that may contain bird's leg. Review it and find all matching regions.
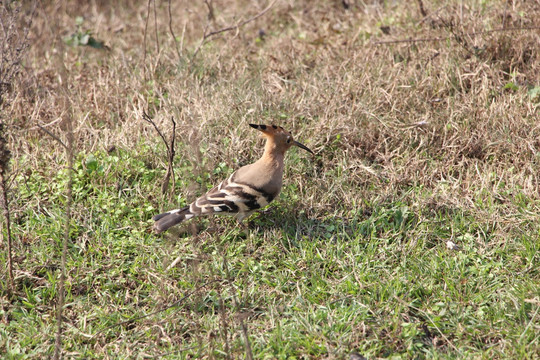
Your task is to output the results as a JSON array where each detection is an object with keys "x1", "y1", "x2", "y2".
[
  {"x1": 250, "y1": 207, "x2": 277, "y2": 227},
  {"x1": 236, "y1": 218, "x2": 249, "y2": 239},
  {"x1": 247, "y1": 207, "x2": 272, "y2": 225}
]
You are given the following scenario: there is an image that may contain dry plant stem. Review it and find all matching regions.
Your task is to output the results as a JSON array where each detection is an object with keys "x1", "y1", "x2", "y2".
[
  {"x1": 143, "y1": 0, "x2": 160, "y2": 74},
  {"x1": 0, "y1": 167, "x2": 13, "y2": 296},
  {"x1": 191, "y1": 0, "x2": 277, "y2": 61},
  {"x1": 143, "y1": 0, "x2": 151, "y2": 71},
  {"x1": 92, "y1": 279, "x2": 221, "y2": 338},
  {"x1": 212, "y1": 245, "x2": 231, "y2": 359},
  {"x1": 223, "y1": 253, "x2": 253, "y2": 360},
  {"x1": 437, "y1": 16, "x2": 474, "y2": 56},
  {"x1": 166, "y1": 116, "x2": 176, "y2": 199},
  {"x1": 0, "y1": 124, "x2": 13, "y2": 299},
  {"x1": 152, "y1": 0, "x2": 159, "y2": 55},
  {"x1": 393, "y1": 295, "x2": 461, "y2": 355},
  {"x1": 416, "y1": 0, "x2": 428, "y2": 18},
  {"x1": 219, "y1": 295, "x2": 231, "y2": 360},
  {"x1": 0, "y1": 3, "x2": 32, "y2": 105},
  {"x1": 142, "y1": 112, "x2": 176, "y2": 196},
  {"x1": 502, "y1": 0, "x2": 508, "y2": 29},
  {"x1": 53, "y1": 115, "x2": 74, "y2": 360},
  {"x1": 204, "y1": 0, "x2": 215, "y2": 21},
  {"x1": 167, "y1": 0, "x2": 181, "y2": 60},
  {"x1": 417, "y1": 4, "x2": 447, "y2": 26},
  {"x1": 0, "y1": 0, "x2": 34, "y2": 303},
  {"x1": 37, "y1": 124, "x2": 67, "y2": 149},
  {"x1": 372, "y1": 26, "x2": 540, "y2": 45}
]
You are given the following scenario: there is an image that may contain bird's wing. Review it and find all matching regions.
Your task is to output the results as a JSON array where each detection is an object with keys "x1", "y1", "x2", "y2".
[{"x1": 189, "y1": 172, "x2": 276, "y2": 217}]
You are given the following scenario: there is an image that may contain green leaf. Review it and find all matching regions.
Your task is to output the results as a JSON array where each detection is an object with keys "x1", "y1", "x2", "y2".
[
  {"x1": 528, "y1": 86, "x2": 540, "y2": 101},
  {"x1": 504, "y1": 82, "x2": 518, "y2": 91},
  {"x1": 85, "y1": 154, "x2": 98, "y2": 172}
]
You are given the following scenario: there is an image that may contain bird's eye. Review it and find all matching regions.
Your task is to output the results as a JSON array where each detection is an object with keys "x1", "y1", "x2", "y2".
[{"x1": 286, "y1": 137, "x2": 291, "y2": 143}]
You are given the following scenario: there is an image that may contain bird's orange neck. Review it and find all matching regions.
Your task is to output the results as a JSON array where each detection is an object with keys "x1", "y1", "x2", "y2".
[{"x1": 260, "y1": 137, "x2": 286, "y2": 168}]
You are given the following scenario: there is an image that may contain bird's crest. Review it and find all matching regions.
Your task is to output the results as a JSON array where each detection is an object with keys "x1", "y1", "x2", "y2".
[{"x1": 249, "y1": 123, "x2": 287, "y2": 137}]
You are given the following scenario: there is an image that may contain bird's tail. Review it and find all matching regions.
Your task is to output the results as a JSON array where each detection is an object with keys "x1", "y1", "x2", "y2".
[{"x1": 152, "y1": 206, "x2": 194, "y2": 233}]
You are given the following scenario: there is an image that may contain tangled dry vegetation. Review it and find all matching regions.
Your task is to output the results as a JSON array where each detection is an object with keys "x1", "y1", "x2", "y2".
[
  {"x1": 15, "y1": 0, "x2": 540, "y2": 221},
  {"x1": 1, "y1": 0, "x2": 540, "y2": 358}
]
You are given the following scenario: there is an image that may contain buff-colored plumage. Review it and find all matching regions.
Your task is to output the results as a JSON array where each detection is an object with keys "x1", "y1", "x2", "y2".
[{"x1": 153, "y1": 124, "x2": 313, "y2": 233}]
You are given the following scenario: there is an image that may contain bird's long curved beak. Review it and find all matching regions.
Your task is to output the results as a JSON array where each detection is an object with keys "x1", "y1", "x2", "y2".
[{"x1": 294, "y1": 140, "x2": 314, "y2": 154}]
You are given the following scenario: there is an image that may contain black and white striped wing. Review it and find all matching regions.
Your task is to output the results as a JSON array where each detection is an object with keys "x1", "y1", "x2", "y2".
[{"x1": 189, "y1": 173, "x2": 275, "y2": 220}]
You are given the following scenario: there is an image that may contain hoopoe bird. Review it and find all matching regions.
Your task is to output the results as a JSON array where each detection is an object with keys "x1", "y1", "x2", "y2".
[{"x1": 153, "y1": 124, "x2": 313, "y2": 233}]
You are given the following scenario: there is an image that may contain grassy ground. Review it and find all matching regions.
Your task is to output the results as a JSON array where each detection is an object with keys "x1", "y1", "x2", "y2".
[{"x1": 1, "y1": 0, "x2": 539, "y2": 358}]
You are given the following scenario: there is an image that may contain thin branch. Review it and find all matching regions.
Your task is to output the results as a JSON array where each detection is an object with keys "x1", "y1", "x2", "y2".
[
  {"x1": 205, "y1": 0, "x2": 276, "y2": 38},
  {"x1": 437, "y1": 15, "x2": 474, "y2": 57},
  {"x1": 36, "y1": 124, "x2": 67, "y2": 149},
  {"x1": 53, "y1": 115, "x2": 74, "y2": 360},
  {"x1": 416, "y1": 0, "x2": 428, "y2": 18},
  {"x1": 219, "y1": 291, "x2": 231, "y2": 359},
  {"x1": 44, "y1": 58, "x2": 74, "y2": 360},
  {"x1": 143, "y1": 0, "x2": 151, "y2": 68},
  {"x1": 168, "y1": 0, "x2": 181, "y2": 60},
  {"x1": 142, "y1": 111, "x2": 170, "y2": 154},
  {"x1": 0, "y1": 123, "x2": 13, "y2": 297},
  {"x1": 142, "y1": 112, "x2": 176, "y2": 196},
  {"x1": 371, "y1": 26, "x2": 540, "y2": 45},
  {"x1": 92, "y1": 279, "x2": 222, "y2": 338},
  {"x1": 502, "y1": 0, "x2": 509, "y2": 30},
  {"x1": 152, "y1": 0, "x2": 160, "y2": 55},
  {"x1": 223, "y1": 254, "x2": 253, "y2": 360},
  {"x1": 191, "y1": 0, "x2": 277, "y2": 61},
  {"x1": 0, "y1": 173, "x2": 13, "y2": 292},
  {"x1": 393, "y1": 295, "x2": 461, "y2": 355},
  {"x1": 166, "y1": 116, "x2": 176, "y2": 199},
  {"x1": 416, "y1": 4, "x2": 447, "y2": 26},
  {"x1": 204, "y1": 0, "x2": 215, "y2": 21}
]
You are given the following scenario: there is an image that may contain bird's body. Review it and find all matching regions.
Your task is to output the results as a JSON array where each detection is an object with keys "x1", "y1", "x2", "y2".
[{"x1": 153, "y1": 124, "x2": 313, "y2": 233}]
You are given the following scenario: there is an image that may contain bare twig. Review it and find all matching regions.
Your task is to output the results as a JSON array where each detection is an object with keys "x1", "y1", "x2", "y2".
[
  {"x1": 143, "y1": 0, "x2": 161, "y2": 73},
  {"x1": 44, "y1": 30, "x2": 74, "y2": 360},
  {"x1": 0, "y1": 0, "x2": 34, "y2": 300},
  {"x1": 371, "y1": 26, "x2": 540, "y2": 45},
  {"x1": 204, "y1": 0, "x2": 215, "y2": 21},
  {"x1": 92, "y1": 279, "x2": 222, "y2": 338},
  {"x1": 416, "y1": 0, "x2": 428, "y2": 18},
  {"x1": 417, "y1": 4, "x2": 447, "y2": 26},
  {"x1": 53, "y1": 114, "x2": 74, "y2": 360},
  {"x1": 143, "y1": 0, "x2": 151, "y2": 66},
  {"x1": 165, "y1": 116, "x2": 176, "y2": 198},
  {"x1": 142, "y1": 112, "x2": 176, "y2": 197},
  {"x1": 191, "y1": 0, "x2": 277, "y2": 61},
  {"x1": 0, "y1": 123, "x2": 13, "y2": 296},
  {"x1": 36, "y1": 124, "x2": 67, "y2": 149},
  {"x1": 223, "y1": 254, "x2": 253, "y2": 360},
  {"x1": 393, "y1": 295, "x2": 461, "y2": 355},
  {"x1": 502, "y1": 0, "x2": 509, "y2": 30},
  {"x1": 0, "y1": 3, "x2": 33, "y2": 105},
  {"x1": 437, "y1": 15, "x2": 475, "y2": 56},
  {"x1": 142, "y1": 112, "x2": 169, "y2": 153},
  {"x1": 168, "y1": 0, "x2": 181, "y2": 60},
  {"x1": 152, "y1": 0, "x2": 160, "y2": 56},
  {"x1": 219, "y1": 294, "x2": 231, "y2": 360}
]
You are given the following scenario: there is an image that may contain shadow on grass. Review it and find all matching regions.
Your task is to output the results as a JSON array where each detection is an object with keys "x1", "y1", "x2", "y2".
[
  {"x1": 250, "y1": 205, "x2": 365, "y2": 248},
  {"x1": 252, "y1": 200, "x2": 442, "y2": 250},
  {"x1": 164, "y1": 199, "x2": 452, "y2": 252}
]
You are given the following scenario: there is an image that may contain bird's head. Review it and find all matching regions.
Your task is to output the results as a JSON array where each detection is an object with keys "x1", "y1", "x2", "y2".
[{"x1": 249, "y1": 124, "x2": 313, "y2": 155}]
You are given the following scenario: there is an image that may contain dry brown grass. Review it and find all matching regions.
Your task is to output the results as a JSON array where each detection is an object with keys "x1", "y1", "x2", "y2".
[{"x1": 3, "y1": 0, "x2": 540, "y2": 357}]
